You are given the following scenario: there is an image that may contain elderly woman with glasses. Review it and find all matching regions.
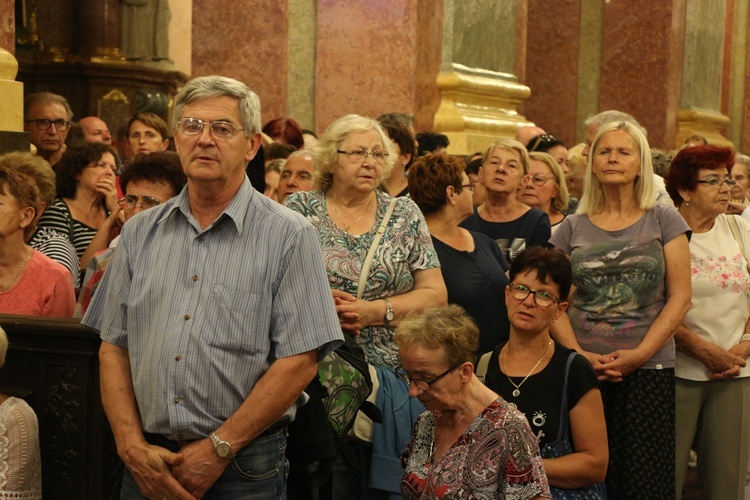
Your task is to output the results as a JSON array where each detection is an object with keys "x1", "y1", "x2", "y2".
[
  {"x1": 396, "y1": 304, "x2": 550, "y2": 499},
  {"x1": 664, "y1": 146, "x2": 750, "y2": 500},
  {"x1": 460, "y1": 138, "x2": 551, "y2": 264},
  {"x1": 408, "y1": 152, "x2": 511, "y2": 354},
  {"x1": 481, "y1": 247, "x2": 607, "y2": 498},
  {"x1": 549, "y1": 121, "x2": 692, "y2": 499},
  {"x1": 285, "y1": 114, "x2": 447, "y2": 498},
  {"x1": 518, "y1": 152, "x2": 570, "y2": 235},
  {"x1": 37, "y1": 142, "x2": 120, "y2": 270}
]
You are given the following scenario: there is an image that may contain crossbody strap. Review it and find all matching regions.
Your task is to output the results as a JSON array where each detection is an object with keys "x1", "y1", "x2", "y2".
[
  {"x1": 475, "y1": 351, "x2": 493, "y2": 383},
  {"x1": 356, "y1": 198, "x2": 398, "y2": 299},
  {"x1": 553, "y1": 352, "x2": 578, "y2": 444}
]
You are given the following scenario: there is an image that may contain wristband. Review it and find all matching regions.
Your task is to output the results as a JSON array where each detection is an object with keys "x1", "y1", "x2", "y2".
[{"x1": 741, "y1": 334, "x2": 750, "y2": 343}]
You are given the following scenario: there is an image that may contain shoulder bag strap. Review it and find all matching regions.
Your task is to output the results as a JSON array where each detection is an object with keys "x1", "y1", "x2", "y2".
[
  {"x1": 356, "y1": 198, "x2": 398, "y2": 299},
  {"x1": 553, "y1": 352, "x2": 578, "y2": 444},
  {"x1": 475, "y1": 351, "x2": 493, "y2": 383},
  {"x1": 727, "y1": 215, "x2": 750, "y2": 274}
]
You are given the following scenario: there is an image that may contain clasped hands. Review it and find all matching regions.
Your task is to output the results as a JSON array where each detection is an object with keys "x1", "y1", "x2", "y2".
[{"x1": 332, "y1": 289, "x2": 384, "y2": 336}]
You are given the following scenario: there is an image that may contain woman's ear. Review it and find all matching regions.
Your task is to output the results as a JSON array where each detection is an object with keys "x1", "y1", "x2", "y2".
[
  {"x1": 446, "y1": 185, "x2": 456, "y2": 205},
  {"x1": 19, "y1": 206, "x2": 36, "y2": 229},
  {"x1": 677, "y1": 188, "x2": 690, "y2": 204}
]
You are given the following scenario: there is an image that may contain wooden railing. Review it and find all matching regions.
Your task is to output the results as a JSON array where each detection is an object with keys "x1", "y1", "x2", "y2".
[{"x1": 0, "y1": 314, "x2": 120, "y2": 499}]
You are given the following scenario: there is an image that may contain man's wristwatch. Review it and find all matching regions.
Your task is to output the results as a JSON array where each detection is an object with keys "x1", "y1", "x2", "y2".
[
  {"x1": 384, "y1": 298, "x2": 394, "y2": 327},
  {"x1": 209, "y1": 431, "x2": 235, "y2": 460}
]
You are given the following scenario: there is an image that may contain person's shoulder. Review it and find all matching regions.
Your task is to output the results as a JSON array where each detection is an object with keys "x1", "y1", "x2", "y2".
[
  {"x1": 31, "y1": 249, "x2": 70, "y2": 275},
  {"x1": 253, "y1": 190, "x2": 316, "y2": 231},
  {"x1": 470, "y1": 230, "x2": 497, "y2": 249}
]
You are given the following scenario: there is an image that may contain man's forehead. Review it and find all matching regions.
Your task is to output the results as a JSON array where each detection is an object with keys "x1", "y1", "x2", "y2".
[
  {"x1": 183, "y1": 96, "x2": 241, "y2": 119},
  {"x1": 29, "y1": 102, "x2": 67, "y2": 118},
  {"x1": 285, "y1": 156, "x2": 314, "y2": 172}
]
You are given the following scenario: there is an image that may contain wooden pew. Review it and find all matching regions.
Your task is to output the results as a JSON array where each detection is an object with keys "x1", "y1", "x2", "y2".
[{"x1": 0, "y1": 314, "x2": 120, "y2": 498}]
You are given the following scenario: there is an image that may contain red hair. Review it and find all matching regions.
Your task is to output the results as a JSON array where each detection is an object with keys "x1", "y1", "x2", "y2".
[
  {"x1": 262, "y1": 118, "x2": 304, "y2": 150},
  {"x1": 665, "y1": 145, "x2": 734, "y2": 205}
]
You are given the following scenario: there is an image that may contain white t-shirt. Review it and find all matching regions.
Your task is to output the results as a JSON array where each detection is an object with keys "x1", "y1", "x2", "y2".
[{"x1": 676, "y1": 214, "x2": 750, "y2": 381}]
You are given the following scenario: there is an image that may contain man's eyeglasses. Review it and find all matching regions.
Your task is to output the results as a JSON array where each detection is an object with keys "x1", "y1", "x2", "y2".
[
  {"x1": 25, "y1": 119, "x2": 70, "y2": 131},
  {"x1": 401, "y1": 364, "x2": 460, "y2": 391},
  {"x1": 696, "y1": 176, "x2": 736, "y2": 188},
  {"x1": 337, "y1": 149, "x2": 389, "y2": 163},
  {"x1": 119, "y1": 195, "x2": 163, "y2": 210},
  {"x1": 177, "y1": 118, "x2": 244, "y2": 139},
  {"x1": 509, "y1": 282, "x2": 560, "y2": 308},
  {"x1": 461, "y1": 183, "x2": 475, "y2": 192},
  {"x1": 523, "y1": 175, "x2": 555, "y2": 186}
]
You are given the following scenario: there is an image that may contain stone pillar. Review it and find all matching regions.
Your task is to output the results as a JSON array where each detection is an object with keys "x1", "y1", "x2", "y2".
[
  {"x1": 725, "y1": 0, "x2": 748, "y2": 150},
  {"x1": 287, "y1": 0, "x2": 316, "y2": 131},
  {"x1": 35, "y1": 0, "x2": 76, "y2": 62},
  {"x1": 433, "y1": 0, "x2": 532, "y2": 155},
  {"x1": 675, "y1": 0, "x2": 731, "y2": 147},
  {"x1": 1, "y1": 0, "x2": 29, "y2": 153}
]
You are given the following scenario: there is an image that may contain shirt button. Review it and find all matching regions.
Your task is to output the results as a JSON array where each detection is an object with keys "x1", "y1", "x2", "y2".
[
  {"x1": 175, "y1": 355, "x2": 182, "y2": 361},
  {"x1": 192, "y1": 275, "x2": 198, "y2": 281},
  {"x1": 198, "y1": 236, "x2": 204, "y2": 242},
  {"x1": 184, "y1": 314, "x2": 190, "y2": 320},
  {"x1": 173, "y1": 397, "x2": 180, "y2": 404}
]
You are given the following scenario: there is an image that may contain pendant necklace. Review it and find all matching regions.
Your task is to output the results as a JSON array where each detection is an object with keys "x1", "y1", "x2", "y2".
[
  {"x1": 503, "y1": 338, "x2": 552, "y2": 397},
  {"x1": 332, "y1": 193, "x2": 373, "y2": 232}
]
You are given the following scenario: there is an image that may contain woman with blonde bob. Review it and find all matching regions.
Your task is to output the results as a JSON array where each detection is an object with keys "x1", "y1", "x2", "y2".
[
  {"x1": 549, "y1": 121, "x2": 692, "y2": 498},
  {"x1": 396, "y1": 305, "x2": 550, "y2": 499},
  {"x1": 519, "y1": 152, "x2": 570, "y2": 234},
  {"x1": 460, "y1": 138, "x2": 551, "y2": 263},
  {"x1": 285, "y1": 114, "x2": 447, "y2": 498}
]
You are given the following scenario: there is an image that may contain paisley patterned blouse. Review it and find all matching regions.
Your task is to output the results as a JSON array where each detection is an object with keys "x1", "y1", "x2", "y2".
[
  {"x1": 401, "y1": 398, "x2": 551, "y2": 499},
  {"x1": 285, "y1": 189, "x2": 440, "y2": 370}
]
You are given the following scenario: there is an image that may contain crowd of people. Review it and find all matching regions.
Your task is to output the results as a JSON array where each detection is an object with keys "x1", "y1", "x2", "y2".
[{"x1": 0, "y1": 77, "x2": 748, "y2": 499}]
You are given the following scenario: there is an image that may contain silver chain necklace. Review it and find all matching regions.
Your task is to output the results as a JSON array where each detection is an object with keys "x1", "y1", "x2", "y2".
[{"x1": 502, "y1": 339, "x2": 552, "y2": 397}]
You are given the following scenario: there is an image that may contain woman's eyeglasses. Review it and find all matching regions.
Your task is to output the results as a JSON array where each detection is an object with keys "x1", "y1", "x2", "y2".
[
  {"x1": 509, "y1": 282, "x2": 559, "y2": 308},
  {"x1": 119, "y1": 195, "x2": 162, "y2": 210}
]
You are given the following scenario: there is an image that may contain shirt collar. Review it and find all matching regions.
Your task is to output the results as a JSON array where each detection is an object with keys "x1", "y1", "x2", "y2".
[{"x1": 159, "y1": 176, "x2": 255, "y2": 234}]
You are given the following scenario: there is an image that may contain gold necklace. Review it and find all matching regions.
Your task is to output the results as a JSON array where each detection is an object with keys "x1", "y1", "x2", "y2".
[
  {"x1": 502, "y1": 339, "x2": 552, "y2": 397},
  {"x1": 1, "y1": 247, "x2": 32, "y2": 292},
  {"x1": 331, "y1": 193, "x2": 373, "y2": 232}
]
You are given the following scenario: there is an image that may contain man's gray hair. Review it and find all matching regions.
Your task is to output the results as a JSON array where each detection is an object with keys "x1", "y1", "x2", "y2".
[
  {"x1": 24, "y1": 92, "x2": 74, "y2": 121},
  {"x1": 584, "y1": 109, "x2": 647, "y2": 138},
  {"x1": 284, "y1": 149, "x2": 314, "y2": 165},
  {"x1": 173, "y1": 76, "x2": 261, "y2": 138}
]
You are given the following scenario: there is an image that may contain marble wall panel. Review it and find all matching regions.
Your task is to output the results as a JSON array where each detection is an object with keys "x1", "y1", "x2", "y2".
[
  {"x1": 1, "y1": 0, "x2": 13, "y2": 53},
  {"x1": 315, "y1": 0, "x2": 418, "y2": 132},
  {"x1": 191, "y1": 0, "x2": 288, "y2": 124},
  {"x1": 681, "y1": 0, "x2": 726, "y2": 111},
  {"x1": 287, "y1": 0, "x2": 316, "y2": 131},
  {"x1": 414, "y1": 0, "x2": 443, "y2": 132},
  {"x1": 448, "y1": 0, "x2": 515, "y2": 76},
  {"x1": 600, "y1": 0, "x2": 684, "y2": 148},
  {"x1": 523, "y1": 0, "x2": 581, "y2": 146}
]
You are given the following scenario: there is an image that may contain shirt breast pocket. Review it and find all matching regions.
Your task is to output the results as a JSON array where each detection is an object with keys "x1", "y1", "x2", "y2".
[{"x1": 203, "y1": 284, "x2": 270, "y2": 355}]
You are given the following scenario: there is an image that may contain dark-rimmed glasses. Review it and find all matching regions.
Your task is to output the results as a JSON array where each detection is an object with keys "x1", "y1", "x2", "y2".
[
  {"x1": 24, "y1": 119, "x2": 70, "y2": 131},
  {"x1": 509, "y1": 282, "x2": 560, "y2": 308},
  {"x1": 119, "y1": 195, "x2": 162, "y2": 210},
  {"x1": 461, "y1": 183, "x2": 475, "y2": 192},
  {"x1": 177, "y1": 118, "x2": 244, "y2": 139},
  {"x1": 696, "y1": 176, "x2": 736, "y2": 188},
  {"x1": 402, "y1": 364, "x2": 460, "y2": 391},
  {"x1": 337, "y1": 149, "x2": 389, "y2": 163}
]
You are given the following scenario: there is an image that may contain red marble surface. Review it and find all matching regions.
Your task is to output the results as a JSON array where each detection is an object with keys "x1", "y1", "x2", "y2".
[
  {"x1": 414, "y1": 0, "x2": 443, "y2": 132},
  {"x1": 599, "y1": 0, "x2": 684, "y2": 149},
  {"x1": 315, "y1": 0, "x2": 418, "y2": 131},
  {"x1": 522, "y1": 0, "x2": 580, "y2": 147},
  {"x1": 0, "y1": 0, "x2": 13, "y2": 54},
  {"x1": 191, "y1": 0, "x2": 289, "y2": 124}
]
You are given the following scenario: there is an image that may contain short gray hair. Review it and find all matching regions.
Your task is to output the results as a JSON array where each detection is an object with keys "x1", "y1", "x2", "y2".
[
  {"x1": 173, "y1": 76, "x2": 261, "y2": 138},
  {"x1": 24, "y1": 92, "x2": 73, "y2": 121},
  {"x1": 313, "y1": 114, "x2": 395, "y2": 192},
  {"x1": 734, "y1": 154, "x2": 750, "y2": 177},
  {"x1": 584, "y1": 110, "x2": 648, "y2": 138},
  {"x1": 482, "y1": 138, "x2": 531, "y2": 175}
]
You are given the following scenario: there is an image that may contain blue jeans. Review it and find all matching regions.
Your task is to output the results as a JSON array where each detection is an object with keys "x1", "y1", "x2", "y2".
[{"x1": 121, "y1": 429, "x2": 289, "y2": 499}]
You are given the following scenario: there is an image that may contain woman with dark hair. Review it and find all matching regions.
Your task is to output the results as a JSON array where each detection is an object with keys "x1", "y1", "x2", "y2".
[
  {"x1": 127, "y1": 112, "x2": 170, "y2": 156},
  {"x1": 482, "y1": 247, "x2": 607, "y2": 497},
  {"x1": 408, "y1": 152, "x2": 510, "y2": 353},
  {"x1": 37, "y1": 143, "x2": 119, "y2": 268},
  {"x1": 664, "y1": 145, "x2": 750, "y2": 500},
  {"x1": 262, "y1": 117, "x2": 304, "y2": 150},
  {"x1": 526, "y1": 134, "x2": 569, "y2": 174},
  {"x1": 378, "y1": 119, "x2": 415, "y2": 197}
]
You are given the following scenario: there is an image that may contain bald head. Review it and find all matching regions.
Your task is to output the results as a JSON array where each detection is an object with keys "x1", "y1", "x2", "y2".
[
  {"x1": 79, "y1": 116, "x2": 112, "y2": 145},
  {"x1": 515, "y1": 126, "x2": 546, "y2": 146}
]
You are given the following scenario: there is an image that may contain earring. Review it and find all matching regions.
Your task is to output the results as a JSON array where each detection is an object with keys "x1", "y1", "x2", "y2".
[{"x1": 684, "y1": 202, "x2": 690, "y2": 208}]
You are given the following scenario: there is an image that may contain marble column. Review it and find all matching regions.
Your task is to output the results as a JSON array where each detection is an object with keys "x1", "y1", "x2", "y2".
[
  {"x1": 1, "y1": 0, "x2": 27, "y2": 153},
  {"x1": 35, "y1": 0, "x2": 75, "y2": 62},
  {"x1": 434, "y1": 0, "x2": 532, "y2": 155}
]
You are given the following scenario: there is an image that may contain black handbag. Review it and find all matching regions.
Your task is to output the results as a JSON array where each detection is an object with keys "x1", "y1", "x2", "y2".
[{"x1": 540, "y1": 352, "x2": 607, "y2": 500}]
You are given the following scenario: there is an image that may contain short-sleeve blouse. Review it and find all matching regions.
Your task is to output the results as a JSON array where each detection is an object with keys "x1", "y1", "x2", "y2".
[
  {"x1": 285, "y1": 189, "x2": 440, "y2": 369},
  {"x1": 401, "y1": 398, "x2": 551, "y2": 499}
]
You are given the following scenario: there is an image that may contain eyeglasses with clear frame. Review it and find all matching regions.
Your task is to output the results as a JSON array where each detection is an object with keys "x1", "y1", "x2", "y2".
[
  {"x1": 509, "y1": 282, "x2": 560, "y2": 308},
  {"x1": 401, "y1": 364, "x2": 460, "y2": 391},
  {"x1": 177, "y1": 118, "x2": 244, "y2": 139},
  {"x1": 523, "y1": 175, "x2": 555, "y2": 187},
  {"x1": 119, "y1": 195, "x2": 163, "y2": 210},
  {"x1": 337, "y1": 149, "x2": 389, "y2": 163},
  {"x1": 24, "y1": 119, "x2": 71, "y2": 131},
  {"x1": 696, "y1": 176, "x2": 736, "y2": 188}
]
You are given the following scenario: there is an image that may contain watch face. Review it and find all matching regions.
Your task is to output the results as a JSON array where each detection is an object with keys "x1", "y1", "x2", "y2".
[
  {"x1": 217, "y1": 442, "x2": 232, "y2": 458},
  {"x1": 386, "y1": 311, "x2": 395, "y2": 321}
]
